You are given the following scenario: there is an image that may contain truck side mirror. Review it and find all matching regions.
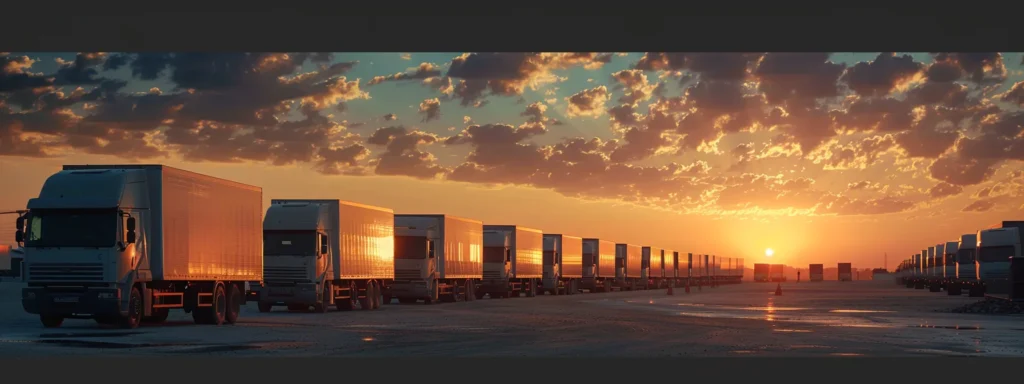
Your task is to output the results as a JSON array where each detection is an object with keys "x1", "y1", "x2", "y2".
[
  {"x1": 14, "y1": 217, "x2": 24, "y2": 243},
  {"x1": 125, "y1": 216, "x2": 137, "y2": 244},
  {"x1": 319, "y1": 234, "x2": 329, "y2": 255}
]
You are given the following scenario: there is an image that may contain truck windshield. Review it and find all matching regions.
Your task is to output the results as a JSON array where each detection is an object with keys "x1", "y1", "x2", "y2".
[
  {"x1": 483, "y1": 247, "x2": 506, "y2": 263},
  {"x1": 395, "y1": 236, "x2": 427, "y2": 259},
  {"x1": 956, "y1": 249, "x2": 975, "y2": 264},
  {"x1": 263, "y1": 231, "x2": 316, "y2": 256},
  {"x1": 24, "y1": 209, "x2": 116, "y2": 248},
  {"x1": 978, "y1": 245, "x2": 1014, "y2": 263}
]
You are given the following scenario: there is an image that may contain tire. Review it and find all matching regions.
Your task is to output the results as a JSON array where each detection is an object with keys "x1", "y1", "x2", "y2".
[
  {"x1": 118, "y1": 286, "x2": 143, "y2": 329},
  {"x1": 225, "y1": 284, "x2": 243, "y2": 323},
  {"x1": 257, "y1": 301, "x2": 273, "y2": 313},
  {"x1": 143, "y1": 308, "x2": 170, "y2": 324},
  {"x1": 40, "y1": 315, "x2": 64, "y2": 328},
  {"x1": 336, "y1": 281, "x2": 357, "y2": 311},
  {"x1": 314, "y1": 282, "x2": 330, "y2": 313},
  {"x1": 359, "y1": 282, "x2": 374, "y2": 310}
]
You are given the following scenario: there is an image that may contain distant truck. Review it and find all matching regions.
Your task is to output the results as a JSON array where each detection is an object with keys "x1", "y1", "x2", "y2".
[
  {"x1": 615, "y1": 243, "x2": 643, "y2": 290},
  {"x1": 769, "y1": 264, "x2": 785, "y2": 282},
  {"x1": 930, "y1": 243, "x2": 946, "y2": 291},
  {"x1": 838, "y1": 263, "x2": 853, "y2": 282},
  {"x1": 542, "y1": 234, "x2": 583, "y2": 295},
  {"x1": 976, "y1": 221, "x2": 1024, "y2": 297},
  {"x1": 391, "y1": 214, "x2": 482, "y2": 304},
  {"x1": 478, "y1": 225, "x2": 543, "y2": 298},
  {"x1": 665, "y1": 250, "x2": 678, "y2": 288},
  {"x1": 753, "y1": 263, "x2": 770, "y2": 282},
  {"x1": 259, "y1": 200, "x2": 394, "y2": 312},
  {"x1": 581, "y1": 238, "x2": 615, "y2": 292},
  {"x1": 953, "y1": 234, "x2": 981, "y2": 296},
  {"x1": 809, "y1": 264, "x2": 824, "y2": 282},
  {"x1": 642, "y1": 246, "x2": 663, "y2": 289},
  {"x1": 942, "y1": 241, "x2": 958, "y2": 292},
  {"x1": 17, "y1": 165, "x2": 262, "y2": 329}
]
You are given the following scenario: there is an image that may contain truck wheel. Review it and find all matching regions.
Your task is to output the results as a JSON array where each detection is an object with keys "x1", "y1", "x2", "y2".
[
  {"x1": 40, "y1": 315, "x2": 64, "y2": 328},
  {"x1": 143, "y1": 308, "x2": 170, "y2": 324},
  {"x1": 225, "y1": 284, "x2": 243, "y2": 323},
  {"x1": 257, "y1": 301, "x2": 274, "y2": 313},
  {"x1": 210, "y1": 284, "x2": 228, "y2": 325},
  {"x1": 336, "y1": 282, "x2": 357, "y2": 311},
  {"x1": 360, "y1": 282, "x2": 374, "y2": 310},
  {"x1": 118, "y1": 286, "x2": 144, "y2": 329}
]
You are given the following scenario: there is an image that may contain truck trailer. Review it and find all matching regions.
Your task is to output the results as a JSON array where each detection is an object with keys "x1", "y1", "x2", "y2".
[
  {"x1": 582, "y1": 238, "x2": 615, "y2": 292},
  {"x1": 929, "y1": 243, "x2": 946, "y2": 291},
  {"x1": 665, "y1": 250, "x2": 678, "y2": 288},
  {"x1": 391, "y1": 214, "x2": 482, "y2": 304},
  {"x1": 615, "y1": 243, "x2": 642, "y2": 290},
  {"x1": 976, "y1": 221, "x2": 1024, "y2": 297},
  {"x1": 479, "y1": 225, "x2": 543, "y2": 298},
  {"x1": 753, "y1": 263, "x2": 770, "y2": 282},
  {"x1": 259, "y1": 199, "x2": 394, "y2": 312},
  {"x1": 809, "y1": 264, "x2": 824, "y2": 282},
  {"x1": 838, "y1": 263, "x2": 853, "y2": 282},
  {"x1": 769, "y1": 264, "x2": 785, "y2": 282},
  {"x1": 953, "y1": 234, "x2": 981, "y2": 296},
  {"x1": 17, "y1": 165, "x2": 262, "y2": 329},
  {"x1": 542, "y1": 234, "x2": 583, "y2": 295},
  {"x1": 642, "y1": 246, "x2": 663, "y2": 289}
]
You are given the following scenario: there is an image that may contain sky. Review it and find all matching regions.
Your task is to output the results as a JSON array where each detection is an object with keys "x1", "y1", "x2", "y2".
[{"x1": 1, "y1": 52, "x2": 1023, "y2": 269}]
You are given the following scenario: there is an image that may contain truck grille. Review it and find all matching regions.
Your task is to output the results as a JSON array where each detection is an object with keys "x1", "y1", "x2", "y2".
[
  {"x1": 264, "y1": 266, "x2": 308, "y2": 282},
  {"x1": 395, "y1": 268, "x2": 422, "y2": 281},
  {"x1": 28, "y1": 262, "x2": 104, "y2": 282},
  {"x1": 483, "y1": 270, "x2": 504, "y2": 280}
]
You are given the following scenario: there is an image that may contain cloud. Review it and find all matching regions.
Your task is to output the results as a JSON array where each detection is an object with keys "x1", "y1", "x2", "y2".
[
  {"x1": 383, "y1": 113, "x2": 397, "y2": 121},
  {"x1": 367, "y1": 63, "x2": 442, "y2": 86},
  {"x1": 841, "y1": 52, "x2": 925, "y2": 97},
  {"x1": 444, "y1": 52, "x2": 613, "y2": 106},
  {"x1": 928, "y1": 182, "x2": 963, "y2": 198},
  {"x1": 366, "y1": 125, "x2": 445, "y2": 179},
  {"x1": 418, "y1": 98, "x2": 441, "y2": 122},
  {"x1": 565, "y1": 86, "x2": 610, "y2": 119}
]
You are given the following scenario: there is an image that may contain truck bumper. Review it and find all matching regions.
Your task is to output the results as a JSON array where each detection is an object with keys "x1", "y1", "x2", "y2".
[
  {"x1": 22, "y1": 287, "x2": 122, "y2": 317},
  {"x1": 260, "y1": 283, "x2": 317, "y2": 305},
  {"x1": 390, "y1": 281, "x2": 430, "y2": 298}
]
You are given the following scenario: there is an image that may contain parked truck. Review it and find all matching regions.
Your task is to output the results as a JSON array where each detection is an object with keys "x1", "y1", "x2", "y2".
[
  {"x1": 838, "y1": 263, "x2": 853, "y2": 282},
  {"x1": 479, "y1": 225, "x2": 543, "y2": 298},
  {"x1": 16, "y1": 165, "x2": 262, "y2": 329},
  {"x1": 582, "y1": 238, "x2": 615, "y2": 292},
  {"x1": 953, "y1": 234, "x2": 981, "y2": 296},
  {"x1": 930, "y1": 243, "x2": 946, "y2": 291},
  {"x1": 754, "y1": 263, "x2": 770, "y2": 282},
  {"x1": 542, "y1": 234, "x2": 583, "y2": 295},
  {"x1": 684, "y1": 252, "x2": 695, "y2": 285},
  {"x1": 942, "y1": 241, "x2": 958, "y2": 292},
  {"x1": 809, "y1": 264, "x2": 824, "y2": 282},
  {"x1": 642, "y1": 246, "x2": 663, "y2": 289},
  {"x1": 666, "y1": 250, "x2": 678, "y2": 288},
  {"x1": 769, "y1": 264, "x2": 785, "y2": 282},
  {"x1": 259, "y1": 199, "x2": 393, "y2": 313},
  {"x1": 976, "y1": 221, "x2": 1024, "y2": 297},
  {"x1": 615, "y1": 243, "x2": 642, "y2": 290},
  {"x1": 391, "y1": 214, "x2": 482, "y2": 304}
]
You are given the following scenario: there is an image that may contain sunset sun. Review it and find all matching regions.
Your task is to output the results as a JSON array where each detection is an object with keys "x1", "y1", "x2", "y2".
[{"x1": 765, "y1": 248, "x2": 774, "y2": 257}]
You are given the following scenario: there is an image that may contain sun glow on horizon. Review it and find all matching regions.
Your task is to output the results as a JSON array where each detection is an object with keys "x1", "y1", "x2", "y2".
[{"x1": 765, "y1": 248, "x2": 774, "y2": 258}]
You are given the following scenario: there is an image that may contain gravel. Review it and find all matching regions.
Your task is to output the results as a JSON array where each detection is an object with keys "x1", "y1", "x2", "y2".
[{"x1": 947, "y1": 298, "x2": 1024, "y2": 315}]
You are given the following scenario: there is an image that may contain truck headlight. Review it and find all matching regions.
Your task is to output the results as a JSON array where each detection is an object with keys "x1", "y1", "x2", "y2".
[{"x1": 97, "y1": 292, "x2": 117, "y2": 299}]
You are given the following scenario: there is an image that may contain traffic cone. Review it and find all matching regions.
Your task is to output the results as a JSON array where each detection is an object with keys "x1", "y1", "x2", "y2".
[
  {"x1": 775, "y1": 283, "x2": 782, "y2": 296},
  {"x1": 667, "y1": 285, "x2": 674, "y2": 295}
]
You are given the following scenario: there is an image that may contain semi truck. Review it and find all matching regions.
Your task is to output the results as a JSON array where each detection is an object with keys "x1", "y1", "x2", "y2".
[
  {"x1": 683, "y1": 252, "x2": 694, "y2": 285},
  {"x1": 479, "y1": 225, "x2": 543, "y2": 298},
  {"x1": 838, "y1": 263, "x2": 853, "y2": 281},
  {"x1": 930, "y1": 243, "x2": 946, "y2": 291},
  {"x1": 581, "y1": 238, "x2": 615, "y2": 292},
  {"x1": 391, "y1": 214, "x2": 482, "y2": 304},
  {"x1": 976, "y1": 221, "x2": 1024, "y2": 297},
  {"x1": 942, "y1": 241, "x2": 958, "y2": 292},
  {"x1": 542, "y1": 234, "x2": 583, "y2": 295},
  {"x1": 753, "y1": 263, "x2": 770, "y2": 282},
  {"x1": 17, "y1": 164, "x2": 262, "y2": 329},
  {"x1": 615, "y1": 243, "x2": 642, "y2": 290},
  {"x1": 809, "y1": 264, "x2": 824, "y2": 282},
  {"x1": 259, "y1": 199, "x2": 394, "y2": 312},
  {"x1": 926, "y1": 246, "x2": 936, "y2": 282},
  {"x1": 769, "y1": 264, "x2": 785, "y2": 282},
  {"x1": 953, "y1": 234, "x2": 981, "y2": 296},
  {"x1": 666, "y1": 250, "x2": 678, "y2": 288},
  {"x1": 642, "y1": 246, "x2": 663, "y2": 289}
]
